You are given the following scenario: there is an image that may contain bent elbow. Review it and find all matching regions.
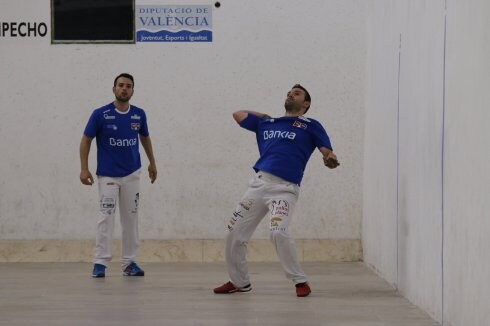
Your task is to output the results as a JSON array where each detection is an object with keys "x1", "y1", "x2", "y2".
[{"x1": 233, "y1": 111, "x2": 247, "y2": 124}]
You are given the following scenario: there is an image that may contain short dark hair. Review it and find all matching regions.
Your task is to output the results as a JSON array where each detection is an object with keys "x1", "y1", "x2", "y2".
[
  {"x1": 292, "y1": 84, "x2": 311, "y2": 112},
  {"x1": 114, "y1": 73, "x2": 134, "y2": 87}
]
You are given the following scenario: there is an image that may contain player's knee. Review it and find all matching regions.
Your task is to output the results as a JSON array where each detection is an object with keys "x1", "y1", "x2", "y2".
[
  {"x1": 269, "y1": 228, "x2": 289, "y2": 243},
  {"x1": 99, "y1": 197, "x2": 116, "y2": 215},
  {"x1": 226, "y1": 231, "x2": 248, "y2": 248}
]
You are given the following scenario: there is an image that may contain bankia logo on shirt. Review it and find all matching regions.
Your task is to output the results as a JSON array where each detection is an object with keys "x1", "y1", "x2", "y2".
[{"x1": 136, "y1": 5, "x2": 212, "y2": 42}]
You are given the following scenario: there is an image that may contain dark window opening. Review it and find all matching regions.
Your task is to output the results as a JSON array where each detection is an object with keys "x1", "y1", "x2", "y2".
[{"x1": 52, "y1": 0, "x2": 134, "y2": 43}]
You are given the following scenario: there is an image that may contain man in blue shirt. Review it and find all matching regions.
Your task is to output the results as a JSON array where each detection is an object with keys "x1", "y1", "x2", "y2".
[
  {"x1": 80, "y1": 73, "x2": 157, "y2": 278},
  {"x1": 214, "y1": 84, "x2": 339, "y2": 297}
]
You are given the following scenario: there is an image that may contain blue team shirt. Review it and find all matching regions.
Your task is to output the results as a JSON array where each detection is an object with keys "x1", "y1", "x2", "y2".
[
  {"x1": 240, "y1": 113, "x2": 333, "y2": 185},
  {"x1": 83, "y1": 103, "x2": 149, "y2": 177}
]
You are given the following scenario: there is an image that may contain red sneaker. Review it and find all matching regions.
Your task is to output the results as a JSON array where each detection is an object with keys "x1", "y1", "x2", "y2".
[
  {"x1": 295, "y1": 282, "x2": 311, "y2": 297},
  {"x1": 213, "y1": 281, "x2": 252, "y2": 294}
]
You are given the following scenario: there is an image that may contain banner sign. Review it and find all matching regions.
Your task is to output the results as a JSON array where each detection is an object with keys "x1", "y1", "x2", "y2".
[
  {"x1": 136, "y1": 5, "x2": 212, "y2": 42},
  {"x1": 0, "y1": 22, "x2": 47, "y2": 38}
]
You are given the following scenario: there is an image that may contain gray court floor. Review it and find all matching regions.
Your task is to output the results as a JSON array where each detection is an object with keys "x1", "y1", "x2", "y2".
[{"x1": 0, "y1": 262, "x2": 439, "y2": 326}]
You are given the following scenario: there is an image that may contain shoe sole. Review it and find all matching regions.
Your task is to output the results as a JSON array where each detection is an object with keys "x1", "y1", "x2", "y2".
[
  {"x1": 123, "y1": 272, "x2": 145, "y2": 276},
  {"x1": 296, "y1": 289, "x2": 311, "y2": 297},
  {"x1": 214, "y1": 286, "x2": 252, "y2": 294}
]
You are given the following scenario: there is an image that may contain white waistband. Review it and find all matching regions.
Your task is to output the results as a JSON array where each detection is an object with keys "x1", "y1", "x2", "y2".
[{"x1": 257, "y1": 170, "x2": 290, "y2": 184}]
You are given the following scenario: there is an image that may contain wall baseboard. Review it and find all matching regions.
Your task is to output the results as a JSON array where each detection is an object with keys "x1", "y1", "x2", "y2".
[{"x1": 0, "y1": 239, "x2": 362, "y2": 262}]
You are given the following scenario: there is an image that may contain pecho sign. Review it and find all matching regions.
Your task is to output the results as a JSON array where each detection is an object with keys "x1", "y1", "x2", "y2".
[{"x1": 136, "y1": 5, "x2": 212, "y2": 42}]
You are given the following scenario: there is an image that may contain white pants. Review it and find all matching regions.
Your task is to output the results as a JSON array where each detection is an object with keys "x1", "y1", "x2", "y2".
[
  {"x1": 94, "y1": 169, "x2": 141, "y2": 269},
  {"x1": 225, "y1": 171, "x2": 307, "y2": 287}
]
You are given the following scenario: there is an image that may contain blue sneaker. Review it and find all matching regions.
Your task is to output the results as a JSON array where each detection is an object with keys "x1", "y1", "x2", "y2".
[
  {"x1": 92, "y1": 264, "x2": 106, "y2": 278},
  {"x1": 123, "y1": 262, "x2": 144, "y2": 276}
]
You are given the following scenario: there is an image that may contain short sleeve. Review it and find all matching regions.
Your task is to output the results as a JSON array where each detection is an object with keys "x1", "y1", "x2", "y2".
[
  {"x1": 139, "y1": 110, "x2": 149, "y2": 137},
  {"x1": 83, "y1": 110, "x2": 100, "y2": 138},
  {"x1": 311, "y1": 120, "x2": 333, "y2": 150},
  {"x1": 239, "y1": 113, "x2": 260, "y2": 132}
]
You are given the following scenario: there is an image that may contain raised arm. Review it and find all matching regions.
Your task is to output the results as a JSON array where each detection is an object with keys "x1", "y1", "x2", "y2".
[{"x1": 232, "y1": 110, "x2": 271, "y2": 124}]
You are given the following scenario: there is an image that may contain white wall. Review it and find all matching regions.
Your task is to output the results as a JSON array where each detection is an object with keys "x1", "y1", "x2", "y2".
[
  {"x1": 363, "y1": 0, "x2": 401, "y2": 286},
  {"x1": 364, "y1": 0, "x2": 444, "y2": 320},
  {"x1": 364, "y1": 0, "x2": 490, "y2": 325},
  {"x1": 4, "y1": 0, "x2": 490, "y2": 323},
  {"x1": 0, "y1": 0, "x2": 365, "y2": 241},
  {"x1": 444, "y1": 1, "x2": 490, "y2": 325}
]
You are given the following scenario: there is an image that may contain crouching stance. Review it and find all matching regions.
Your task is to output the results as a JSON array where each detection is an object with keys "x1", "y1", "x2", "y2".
[{"x1": 214, "y1": 84, "x2": 339, "y2": 297}]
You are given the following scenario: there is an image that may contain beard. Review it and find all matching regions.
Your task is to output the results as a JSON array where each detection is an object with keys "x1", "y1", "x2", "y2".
[
  {"x1": 115, "y1": 94, "x2": 131, "y2": 102},
  {"x1": 284, "y1": 100, "x2": 301, "y2": 114}
]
